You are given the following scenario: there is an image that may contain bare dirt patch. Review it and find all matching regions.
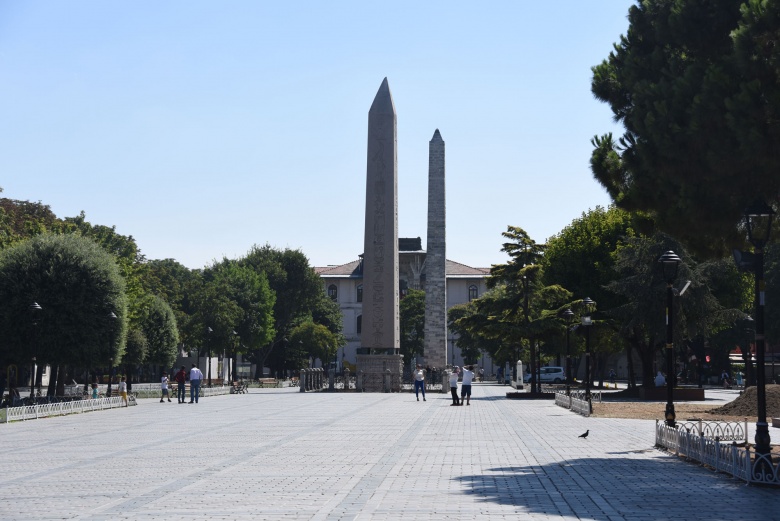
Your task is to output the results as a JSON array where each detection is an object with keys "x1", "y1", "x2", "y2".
[{"x1": 590, "y1": 384, "x2": 780, "y2": 422}]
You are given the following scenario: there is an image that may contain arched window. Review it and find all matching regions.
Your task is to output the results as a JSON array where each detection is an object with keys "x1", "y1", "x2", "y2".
[
  {"x1": 328, "y1": 284, "x2": 338, "y2": 301},
  {"x1": 357, "y1": 284, "x2": 363, "y2": 303},
  {"x1": 468, "y1": 285, "x2": 478, "y2": 301},
  {"x1": 357, "y1": 315, "x2": 362, "y2": 334}
]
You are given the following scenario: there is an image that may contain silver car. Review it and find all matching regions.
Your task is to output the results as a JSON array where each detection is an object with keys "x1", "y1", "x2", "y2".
[{"x1": 523, "y1": 366, "x2": 565, "y2": 384}]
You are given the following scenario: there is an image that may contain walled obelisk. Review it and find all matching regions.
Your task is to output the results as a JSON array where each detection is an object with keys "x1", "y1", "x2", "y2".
[
  {"x1": 424, "y1": 129, "x2": 447, "y2": 369},
  {"x1": 360, "y1": 78, "x2": 400, "y2": 368}
]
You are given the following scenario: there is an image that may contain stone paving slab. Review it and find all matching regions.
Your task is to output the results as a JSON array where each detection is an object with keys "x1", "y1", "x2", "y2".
[{"x1": 0, "y1": 383, "x2": 776, "y2": 520}]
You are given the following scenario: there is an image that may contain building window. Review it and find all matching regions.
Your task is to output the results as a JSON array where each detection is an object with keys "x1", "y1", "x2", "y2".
[
  {"x1": 468, "y1": 285, "x2": 478, "y2": 301},
  {"x1": 357, "y1": 284, "x2": 363, "y2": 303},
  {"x1": 357, "y1": 315, "x2": 362, "y2": 334},
  {"x1": 328, "y1": 284, "x2": 338, "y2": 301}
]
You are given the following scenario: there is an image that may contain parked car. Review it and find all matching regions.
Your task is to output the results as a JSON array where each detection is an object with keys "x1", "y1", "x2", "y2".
[{"x1": 523, "y1": 366, "x2": 565, "y2": 384}]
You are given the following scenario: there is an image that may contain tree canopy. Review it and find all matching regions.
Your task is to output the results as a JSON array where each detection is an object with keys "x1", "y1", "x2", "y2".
[
  {"x1": 0, "y1": 233, "x2": 127, "y2": 368},
  {"x1": 591, "y1": 0, "x2": 779, "y2": 257}
]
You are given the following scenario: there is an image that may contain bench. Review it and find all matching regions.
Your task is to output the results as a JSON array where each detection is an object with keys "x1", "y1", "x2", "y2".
[
  {"x1": 230, "y1": 381, "x2": 248, "y2": 394},
  {"x1": 257, "y1": 378, "x2": 280, "y2": 388}
]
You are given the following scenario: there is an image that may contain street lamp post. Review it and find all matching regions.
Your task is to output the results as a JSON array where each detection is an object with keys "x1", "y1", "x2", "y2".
[
  {"x1": 106, "y1": 311, "x2": 117, "y2": 397},
  {"x1": 743, "y1": 315, "x2": 755, "y2": 388},
  {"x1": 206, "y1": 327, "x2": 213, "y2": 387},
  {"x1": 562, "y1": 308, "x2": 574, "y2": 396},
  {"x1": 582, "y1": 298, "x2": 595, "y2": 413},
  {"x1": 744, "y1": 201, "x2": 774, "y2": 461},
  {"x1": 658, "y1": 250, "x2": 681, "y2": 427},
  {"x1": 231, "y1": 330, "x2": 239, "y2": 383},
  {"x1": 521, "y1": 274, "x2": 534, "y2": 393},
  {"x1": 29, "y1": 302, "x2": 42, "y2": 400}
]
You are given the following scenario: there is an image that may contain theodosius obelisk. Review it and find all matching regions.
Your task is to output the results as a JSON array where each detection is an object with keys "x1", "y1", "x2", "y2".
[
  {"x1": 424, "y1": 129, "x2": 446, "y2": 369},
  {"x1": 361, "y1": 78, "x2": 400, "y2": 358}
]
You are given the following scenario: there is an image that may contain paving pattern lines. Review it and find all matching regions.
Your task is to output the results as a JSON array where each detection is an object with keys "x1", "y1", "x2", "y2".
[
  {"x1": 0, "y1": 384, "x2": 778, "y2": 521},
  {"x1": 0, "y1": 391, "x2": 383, "y2": 520}
]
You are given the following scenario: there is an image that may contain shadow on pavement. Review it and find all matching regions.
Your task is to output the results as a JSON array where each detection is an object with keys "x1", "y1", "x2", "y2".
[{"x1": 452, "y1": 457, "x2": 770, "y2": 518}]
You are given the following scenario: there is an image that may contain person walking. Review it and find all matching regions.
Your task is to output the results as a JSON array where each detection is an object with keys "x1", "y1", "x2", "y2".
[
  {"x1": 461, "y1": 365, "x2": 474, "y2": 405},
  {"x1": 413, "y1": 364, "x2": 426, "y2": 401},
  {"x1": 174, "y1": 366, "x2": 187, "y2": 404},
  {"x1": 189, "y1": 364, "x2": 203, "y2": 403},
  {"x1": 449, "y1": 367, "x2": 461, "y2": 406},
  {"x1": 91, "y1": 382, "x2": 99, "y2": 400},
  {"x1": 160, "y1": 372, "x2": 171, "y2": 403},
  {"x1": 479, "y1": 367, "x2": 484, "y2": 382},
  {"x1": 118, "y1": 376, "x2": 128, "y2": 406}
]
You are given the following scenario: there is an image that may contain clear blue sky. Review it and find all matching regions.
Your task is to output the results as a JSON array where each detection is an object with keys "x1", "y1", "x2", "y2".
[{"x1": 1, "y1": 1, "x2": 635, "y2": 270}]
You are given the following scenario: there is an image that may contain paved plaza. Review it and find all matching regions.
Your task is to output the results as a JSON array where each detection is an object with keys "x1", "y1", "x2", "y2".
[{"x1": 1, "y1": 383, "x2": 777, "y2": 520}]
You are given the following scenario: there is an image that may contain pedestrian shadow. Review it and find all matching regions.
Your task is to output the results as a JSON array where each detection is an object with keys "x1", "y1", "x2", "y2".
[{"x1": 452, "y1": 457, "x2": 764, "y2": 517}]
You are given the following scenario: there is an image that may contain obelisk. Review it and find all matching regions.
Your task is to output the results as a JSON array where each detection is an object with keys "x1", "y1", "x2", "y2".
[
  {"x1": 424, "y1": 129, "x2": 447, "y2": 369},
  {"x1": 361, "y1": 78, "x2": 400, "y2": 358}
]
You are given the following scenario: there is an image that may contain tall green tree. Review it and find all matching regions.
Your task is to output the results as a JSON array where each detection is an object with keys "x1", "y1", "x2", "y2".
[
  {"x1": 590, "y1": 0, "x2": 779, "y2": 257},
  {"x1": 192, "y1": 260, "x2": 276, "y2": 381},
  {"x1": 0, "y1": 234, "x2": 127, "y2": 390},
  {"x1": 137, "y1": 294, "x2": 179, "y2": 369},
  {"x1": 240, "y1": 245, "x2": 324, "y2": 374},
  {"x1": 0, "y1": 198, "x2": 68, "y2": 248},
  {"x1": 459, "y1": 227, "x2": 572, "y2": 391},
  {"x1": 606, "y1": 233, "x2": 742, "y2": 387},
  {"x1": 288, "y1": 320, "x2": 339, "y2": 370},
  {"x1": 400, "y1": 289, "x2": 425, "y2": 362}
]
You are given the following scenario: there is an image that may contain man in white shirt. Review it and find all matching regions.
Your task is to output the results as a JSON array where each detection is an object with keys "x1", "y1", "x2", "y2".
[
  {"x1": 460, "y1": 365, "x2": 475, "y2": 406},
  {"x1": 449, "y1": 367, "x2": 460, "y2": 406},
  {"x1": 189, "y1": 364, "x2": 204, "y2": 404}
]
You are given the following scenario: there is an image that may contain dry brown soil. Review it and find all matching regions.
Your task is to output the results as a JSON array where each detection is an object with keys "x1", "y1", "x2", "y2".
[{"x1": 590, "y1": 384, "x2": 780, "y2": 422}]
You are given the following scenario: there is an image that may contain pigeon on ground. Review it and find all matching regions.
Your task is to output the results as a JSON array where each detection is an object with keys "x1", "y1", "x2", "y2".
[{"x1": 578, "y1": 430, "x2": 589, "y2": 439}]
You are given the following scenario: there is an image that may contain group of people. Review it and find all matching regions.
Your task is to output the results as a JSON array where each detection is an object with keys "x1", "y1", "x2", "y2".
[
  {"x1": 160, "y1": 364, "x2": 204, "y2": 404},
  {"x1": 449, "y1": 365, "x2": 475, "y2": 405},
  {"x1": 413, "y1": 364, "x2": 477, "y2": 406}
]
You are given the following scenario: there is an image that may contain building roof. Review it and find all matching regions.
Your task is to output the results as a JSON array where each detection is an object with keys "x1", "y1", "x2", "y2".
[{"x1": 315, "y1": 258, "x2": 490, "y2": 278}]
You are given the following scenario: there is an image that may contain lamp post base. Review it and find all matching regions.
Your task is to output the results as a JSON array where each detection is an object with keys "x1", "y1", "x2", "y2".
[
  {"x1": 755, "y1": 421, "x2": 771, "y2": 455},
  {"x1": 665, "y1": 402, "x2": 676, "y2": 428}
]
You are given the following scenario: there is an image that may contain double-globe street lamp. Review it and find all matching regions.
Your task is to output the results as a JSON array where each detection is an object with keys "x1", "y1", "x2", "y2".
[
  {"x1": 658, "y1": 250, "x2": 682, "y2": 427},
  {"x1": 582, "y1": 297, "x2": 596, "y2": 413},
  {"x1": 562, "y1": 308, "x2": 574, "y2": 396}
]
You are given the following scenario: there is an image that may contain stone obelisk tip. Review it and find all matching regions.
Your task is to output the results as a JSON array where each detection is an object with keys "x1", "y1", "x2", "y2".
[
  {"x1": 369, "y1": 77, "x2": 395, "y2": 115},
  {"x1": 431, "y1": 129, "x2": 443, "y2": 142}
]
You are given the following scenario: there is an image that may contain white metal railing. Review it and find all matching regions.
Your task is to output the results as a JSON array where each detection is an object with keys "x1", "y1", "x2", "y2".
[
  {"x1": 129, "y1": 384, "x2": 232, "y2": 399},
  {"x1": 1, "y1": 395, "x2": 137, "y2": 423},
  {"x1": 655, "y1": 420, "x2": 780, "y2": 486},
  {"x1": 554, "y1": 390, "x2": 600, "y2": 417}
]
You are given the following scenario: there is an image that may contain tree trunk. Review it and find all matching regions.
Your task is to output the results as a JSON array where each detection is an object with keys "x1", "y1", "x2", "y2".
[
  {"x1": 626, "y1": 344, "x2": 636, "y2": 388},
  {"x1": 56, "y1": 365, "x2": 67, "y2": 396},
  {"x1": 35, "y1": 364, "x2": 44, "y2": 395},
  {"x1": 640, "y1": 339, "x2": 655, "y2": 389},
  {"x1": 47, "y1": 365, "x2": 58, "y2": 396}
]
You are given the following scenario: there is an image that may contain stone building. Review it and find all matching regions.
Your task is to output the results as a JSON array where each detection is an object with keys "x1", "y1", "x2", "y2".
[{"x1": 315, "y1": 238, "x2": 493, "y2": 371}]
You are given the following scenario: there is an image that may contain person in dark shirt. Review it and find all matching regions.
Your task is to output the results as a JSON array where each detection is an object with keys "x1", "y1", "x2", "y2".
[{"x1": 174, "y1": 366, "x2": 188, "y2": 404}]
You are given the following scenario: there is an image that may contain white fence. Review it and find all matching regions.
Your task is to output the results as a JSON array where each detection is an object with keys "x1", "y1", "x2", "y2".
[
  {"x1": 1, "y1": 395, "x2": 137, "y2": 423},
  {"x1": 655, "y1": 420, "x2": 780, "y2": 486},
  {"x1": 129, "y1": 383, "x2": 232, "y2": 399},
  {"x1": 554, "y1": 390, "x2": 602, "y2": 417}
]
